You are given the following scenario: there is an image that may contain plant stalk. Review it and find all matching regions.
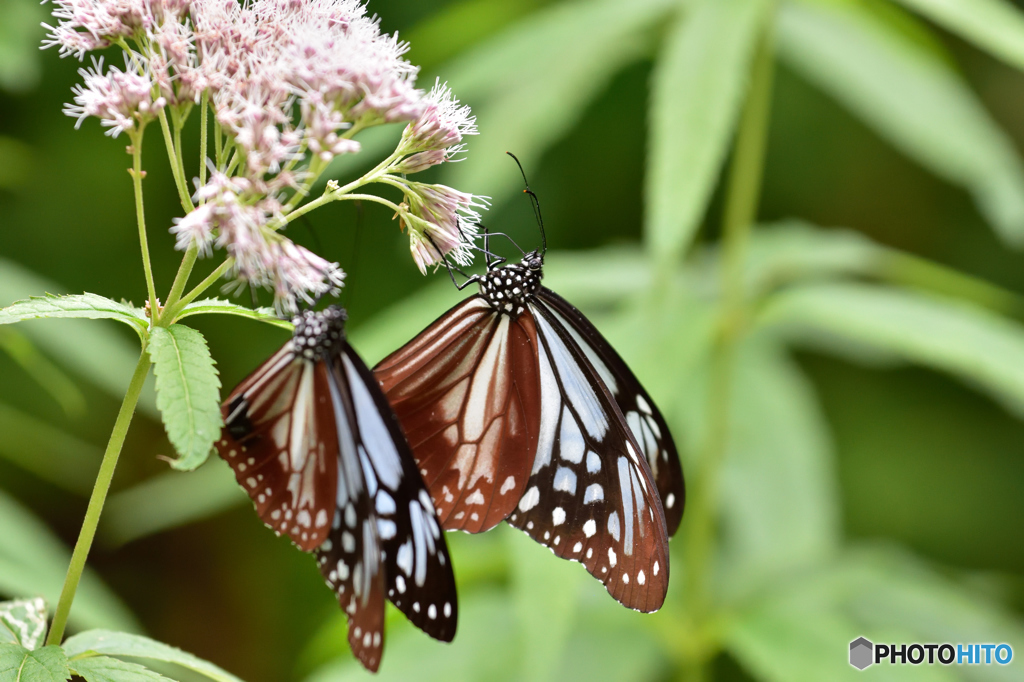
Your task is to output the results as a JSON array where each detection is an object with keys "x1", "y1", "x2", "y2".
[
  {"x1": 681, "y1": 15, "x2": 776, "y2": 681},
  {"x1": 45, "y1": 350, "x2": 152, "y2": 646},
  {"x1": 130, "y1": 131, "x2": 160, "y2": 321}
]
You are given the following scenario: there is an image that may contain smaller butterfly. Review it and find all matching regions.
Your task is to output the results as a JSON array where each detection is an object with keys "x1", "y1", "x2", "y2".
[
  {"x1": 216, "y1": 306, "x2": 457, "y2": 672},
  {"x1": 374, "y1": 156, "x2": 685, "y2": 613}
]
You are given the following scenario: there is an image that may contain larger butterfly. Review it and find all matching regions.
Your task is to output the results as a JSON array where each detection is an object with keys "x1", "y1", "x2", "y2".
[
  {"x1": 215, "y1": 307, "x2": 457, "y2": 672},
  {"x1": 373, "y1": 175, "x2": 685, "y2": 613}
]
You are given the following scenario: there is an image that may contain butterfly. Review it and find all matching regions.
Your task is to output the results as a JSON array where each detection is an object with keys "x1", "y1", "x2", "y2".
[
  {"x1": 215, "y1": 306, "x2": 457, "y2": 672},
  {"x1": 373, "y1": 163, "x2": 685, "y2": 613}
]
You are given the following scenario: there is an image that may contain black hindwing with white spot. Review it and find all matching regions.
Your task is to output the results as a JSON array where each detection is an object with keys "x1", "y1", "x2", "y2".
[
  {"x1": 217, "y1": 307, "x2": 457, "y2": 672},
  {"x1": 506, "y1": 300, "x2": 670, "y2": 612},
  {"x1": 534, "y1": 288, "x2": 685, "y2": 535}
]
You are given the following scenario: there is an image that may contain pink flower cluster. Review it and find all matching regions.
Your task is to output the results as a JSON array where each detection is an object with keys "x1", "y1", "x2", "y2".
[{"x1": 46, "y1": 0, "x2": 483, "y2": 311}]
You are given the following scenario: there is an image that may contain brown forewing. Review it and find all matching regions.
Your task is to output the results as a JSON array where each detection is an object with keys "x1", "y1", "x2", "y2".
[
  {"x1": 216, "y1": 348, "x2": 339, "y2": 551},
  {"x1": 374, "y1": 296, "x2": 542, "y2": 533}
]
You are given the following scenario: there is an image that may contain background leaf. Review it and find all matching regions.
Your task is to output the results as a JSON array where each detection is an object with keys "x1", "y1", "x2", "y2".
[
  {"x1": 726, "y1": 547, "x2": 1024, "y2": 680},
  {"x1": 892, "y1": 0, "x2": 1024, "y2": 71},
  {"x1": 0, "y1": 490, "x2": 138, "y2": 634},
  {"x1": 0, "y1": 0, "x2": 45, "y2": 93},
  {"x1": 645, "y1": 0, "x2": 771, "y2": 263},
  {"x1": 148, "y1": 325, "x2": 222, "y2": 471},
  {"x1": 0, "y1": 404, "x2": 100, "y2": 495},
  {"x1": 777, "y1": 0, "x2": 1024, "y2": 244},
  {"x1": 101, "y1": 459, "x2": 246, "y2": 546},
  {"x1": 442, "y1": 0, "x2": 676, "y2": 208},
  {"x1": 759, "y1": 282, "x2": 1024, "y2": 417}
]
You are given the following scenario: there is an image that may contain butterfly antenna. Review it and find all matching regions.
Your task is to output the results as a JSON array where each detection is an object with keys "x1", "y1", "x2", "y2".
[{"x1": 506, "y1": 151, "x2": 547, "y2": 256}]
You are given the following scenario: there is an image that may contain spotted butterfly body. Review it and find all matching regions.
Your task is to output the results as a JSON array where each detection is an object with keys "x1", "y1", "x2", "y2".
[
  {"x1": 375, "y1": 252, "x2": 685, "y2": 612},
  {"x1": 216, "y1": 307, "x2": 457, "y2": 672}
]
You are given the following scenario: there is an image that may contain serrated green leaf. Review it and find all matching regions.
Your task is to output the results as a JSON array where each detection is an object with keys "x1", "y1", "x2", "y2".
[
  {"x1": 148, "y1": 325, "x2": 222, "y2": 471},
  {"x1": 0, "y1": 258, "x2": 158, "y2": 419},
  {"x1": 174, "y1": 299, "x2": 292, "y2": 330},
  {"x1": 61, "y1": 632, "x2": 244, "y2": 682},
  {"x1": 758, "y1": 282, "x2": 1024, "y2": 418},
  {"x1": 443, "y1": 0, "x2": 675, "y2": 208},
  {"x1": 0, "y1": 295, "x2": 148, "y2": 339},
  {"x1": 892, "y1": 0, "x2": 1024, "y2": 72},
  {"x1": 0, "y1": 599, "x2": 46, "y2": 650},
  {"x1": 777, "y1": 0, "x2": 1024, "y2": 244},
  {"x1": 0, "y1": 490, "x2": 139, "y2": 634},
  {"x1": 0, "y1": 644, "x2": 69, "y2": 682},
  {"x1": 70, "y1": 656, "x2": 171, "y2": 682},
  {"x1": 646, "y1": 0, "x2": 771, "y2": 266}
]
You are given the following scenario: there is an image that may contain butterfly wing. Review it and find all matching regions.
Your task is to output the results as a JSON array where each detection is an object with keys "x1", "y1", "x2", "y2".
[
  {"x1": 334, "y1": 343, "x2": 458, "y2": 642},
  {"x1": 535, "y1": 288, "x2": 686, "y2": 535},
  {"x1": 217, "y1": 342, "x2": 338, "y2": 551},
  {"x1": 374, "y1": 296, "x2": 542, "y2": 533},
  {"x1": 506, "y1": 301, "x2": 671, "y2": 613}
]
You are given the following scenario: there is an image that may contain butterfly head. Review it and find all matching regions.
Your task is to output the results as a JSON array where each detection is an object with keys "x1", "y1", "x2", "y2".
[
  {"x1": 292, "y1": 306, "x2": 347, "y2": 360},
  {"x1": 479, "y1": 254, "x2": 542, "y2": 317}
]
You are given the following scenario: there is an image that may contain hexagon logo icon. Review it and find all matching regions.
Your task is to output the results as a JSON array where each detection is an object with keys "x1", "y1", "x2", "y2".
[{"x1": 850, "y1": 637, "x2": 874, "y2": 670}]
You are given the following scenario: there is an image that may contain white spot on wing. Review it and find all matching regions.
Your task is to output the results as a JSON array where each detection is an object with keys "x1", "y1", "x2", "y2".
[
  {"x1": 584, "y1": 483, "x2": 603, "y2": 504},
  {"x1": 583, "y1": 519, "x2": 596, "y2": 537},
  {"x1": 552, "y1": 507, "x2": 566, "y2": 526},
  {"x1": 518, "y1": 486, "x2": 540, "y2": 512},
  {"x1": 553, "y1": 467, "x2": 577, "y2": 495}
]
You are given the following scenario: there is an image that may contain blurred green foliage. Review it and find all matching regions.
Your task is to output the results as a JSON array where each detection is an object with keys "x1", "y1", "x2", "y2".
[{"x1": 3, "y1": 0, "x2": 1024, "y2": 680}]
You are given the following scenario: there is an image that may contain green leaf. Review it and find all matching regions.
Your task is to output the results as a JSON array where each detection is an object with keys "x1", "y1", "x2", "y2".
[
  {"x1": 0, "y1": 644, "x2": 69, "y2": 682},
  {"x1": 645, "y1": 0, "x2": 772, "y2": 264},
  {"x1": 0, "y1": 328, "x2": 87, "y2": 416},
  {"x1": 0, "y1": 490, "x2": 139, "y2": 634},
  {"x1": 70, "y1": 656, "x2": 171, "y2": 682},
  {"x1": 0, "y1": 136, "x2": 34, "y2": 191},
  {"x1": 62, "y1": 631, "x2": 245, "y2": 682},
  {"x1": 174, "y1": 299, "x2": 292, "y2": 330},
  {"x1": 0, "y1": 0, "x2": 46, "y2": 93},
  {"x1": 892, "y1": 0, "x2": 1024, "y2": 72},
  {"x1": 0, "y1": 258, "x2": 158, "y2": 419},
  {"x1": 777, "y1": 0, "x2": 1024, "y2": 245},
  {"x1": 0, "y1": 403, "x2": 101, "y2": 495},
  {"x1": 758, "y1": 282, "x2": 1024, "y2": 418},
  {"x1": 101, "y1": 458, "x2": 246, "y2": 546},
  {"x1": 0, "y1": 295, "x2": 148, "y2": 339},
  {"x1": 443, "y1": 0, "x2": 675, "y2": 207},
  {"x1": 148, "y1": 325, "x2": 223, "y2": 471},
  {"x1": 719, "y1": 337, "x2": 840, "y2": 598},
  {"x1": 726, "y1": 547, "x2": 1024, "y2": 681},
  {"x1": 304, "y1": 592, "x2": 518, "y2": 682},
  {"x1": 0, "y1": 599, "x2": 47, "y2": 650}
]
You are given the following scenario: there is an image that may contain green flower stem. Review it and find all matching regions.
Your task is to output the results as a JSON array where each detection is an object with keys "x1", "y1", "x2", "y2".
[
  {"x1": 200, "y1": 93, "x2": 209, "y2": 187},
  {"x1": 163, "y1": 257, "x2": 235, "y2": 322},
  {"x1": 681, "y1": 14, "x2": 776, "y2": 681},
  {"x1": 162, "y1": 243, "x2": 200, "y2": 318},
  {"x1": 214, "y1": 119, "x2": 225, "y2": 170},
  {"x1": 283, "y1": 157, "x2": 401, "y2": 228},
  {"x1": 158, "y1": 108, "x2": 195, "y2": 213},
  {"x1": 130, "y1": 130, "x2": 160, "y2": 320},
  {"x1": 45, "y1": 349, "x2": 152, "y2": 646}
]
